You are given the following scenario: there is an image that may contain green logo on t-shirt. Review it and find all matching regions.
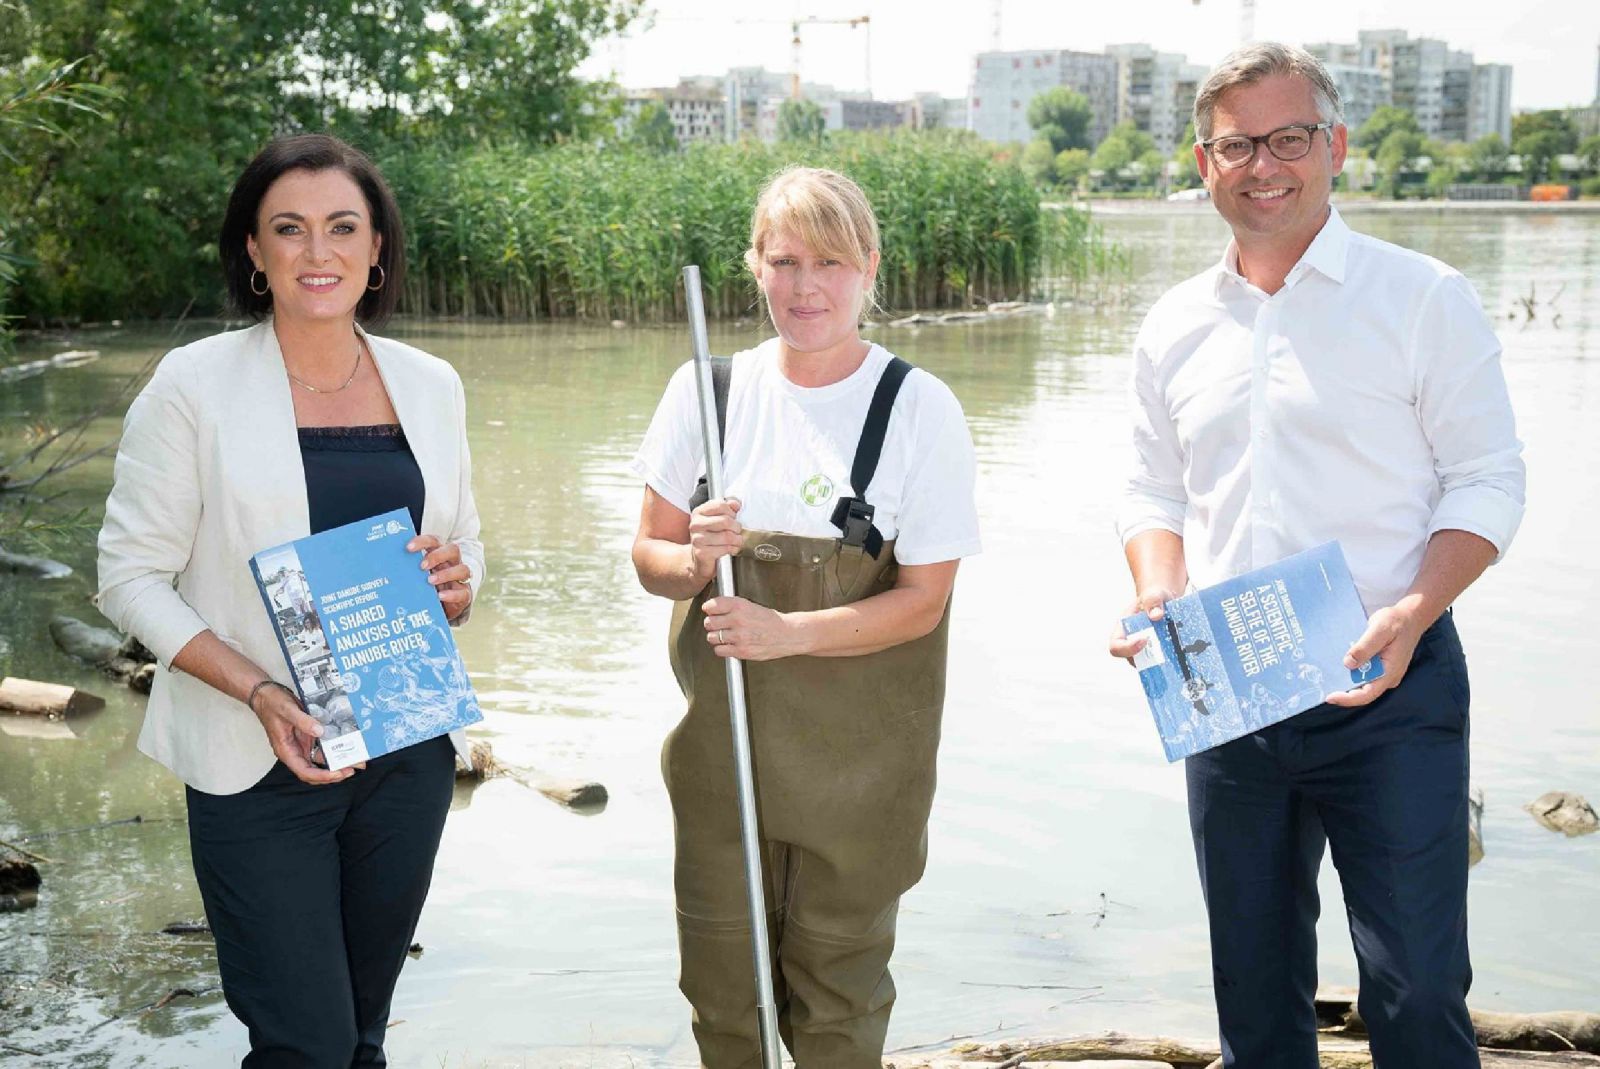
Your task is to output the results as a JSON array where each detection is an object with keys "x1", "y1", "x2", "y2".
[{"x1": 800, "y1": 474, "x2": 835, "y2": 507}]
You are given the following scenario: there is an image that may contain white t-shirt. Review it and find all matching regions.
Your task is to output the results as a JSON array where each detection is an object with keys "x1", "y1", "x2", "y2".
[{"x1": 630, "y1": 339, "x2": 981, "y2": 566}]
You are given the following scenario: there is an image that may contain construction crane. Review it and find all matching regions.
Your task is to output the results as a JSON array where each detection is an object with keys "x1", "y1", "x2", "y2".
[
  {"x1": 790, "y1": 15, "x2": 871, "y2": 100},
  {"x1": 1191, "y1": 0, "x2": 1256, "y2": 45},
  {"x1": 649, "y1": 12, "x2": 874, "y2": 100}
]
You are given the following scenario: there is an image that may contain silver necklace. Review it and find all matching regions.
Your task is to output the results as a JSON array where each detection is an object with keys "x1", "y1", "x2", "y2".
[{"x1": 286, "y1": 337, "x2": 364, "y2": 394}]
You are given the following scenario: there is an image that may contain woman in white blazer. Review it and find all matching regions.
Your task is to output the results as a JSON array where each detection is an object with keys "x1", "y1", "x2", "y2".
[{"x1": 95, "y1": 133, "x2": 483, "y2": 1067}]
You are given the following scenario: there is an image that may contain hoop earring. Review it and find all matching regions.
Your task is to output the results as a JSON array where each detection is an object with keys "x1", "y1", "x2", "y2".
[
  {"x1": 249, "y1": 270, "x2": 269, "y2": 296},
  {"x1": 367, "y1": 265, "x2": 386, "y2": 292}
]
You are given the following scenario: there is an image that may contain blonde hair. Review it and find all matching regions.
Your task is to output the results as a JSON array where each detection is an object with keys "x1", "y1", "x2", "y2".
[{"x1": 746, "y1": 166, "x2": 881, "y2": 316}]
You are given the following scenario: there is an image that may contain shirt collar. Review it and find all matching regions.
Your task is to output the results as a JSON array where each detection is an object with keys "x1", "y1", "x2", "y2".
[{"x1": 1212, "y1": 205, "x2": 1350, "y2": 298}]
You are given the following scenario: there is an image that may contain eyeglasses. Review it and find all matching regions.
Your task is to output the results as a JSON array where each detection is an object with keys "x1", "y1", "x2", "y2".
[{"x1": 1200, "y1": 123, "x2": 1333, "y2": 168}]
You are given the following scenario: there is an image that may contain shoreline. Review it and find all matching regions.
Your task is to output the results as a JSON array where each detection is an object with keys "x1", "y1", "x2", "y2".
[
  {"x1": 1073, "y1": 197, "x2": 1600, "y2": 216},
  {"x1": 894, "y1": 1039, "x2": 1600, "y2": 1069}
]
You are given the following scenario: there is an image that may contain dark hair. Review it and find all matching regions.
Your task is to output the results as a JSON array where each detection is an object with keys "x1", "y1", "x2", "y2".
[{"x1": 219, "y1": 134, "x2": 405, "y2": 326}]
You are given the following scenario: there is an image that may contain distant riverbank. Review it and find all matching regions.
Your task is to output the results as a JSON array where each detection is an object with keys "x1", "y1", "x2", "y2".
[{"x1": 1071, "y1": 196, "x2": 1600, "y2": 215}]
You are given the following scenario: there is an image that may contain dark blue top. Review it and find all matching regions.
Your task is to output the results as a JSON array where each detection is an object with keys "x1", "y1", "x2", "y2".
[{"x1": 299, "y1": 425, "x2": 425, "y2": 537}]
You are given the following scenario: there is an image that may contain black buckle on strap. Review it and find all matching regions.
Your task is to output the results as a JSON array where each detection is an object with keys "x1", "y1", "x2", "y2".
[{"x1": 830, "y1": 497, "x2": 883, "y2": 558}]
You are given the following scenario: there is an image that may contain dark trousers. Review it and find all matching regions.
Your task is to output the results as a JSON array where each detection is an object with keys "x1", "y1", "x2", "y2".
[
  {"x1": 1186, "y1": 614, "x2": 1479, "y2": 1069},
  {"x1": 186, "y1": 735, "x2": 456, "y2": 1069}
]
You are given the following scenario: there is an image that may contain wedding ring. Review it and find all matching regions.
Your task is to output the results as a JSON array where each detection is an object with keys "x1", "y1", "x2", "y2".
[{"x1": 718, "y1": 629, "x2": 728, "y2": 645}]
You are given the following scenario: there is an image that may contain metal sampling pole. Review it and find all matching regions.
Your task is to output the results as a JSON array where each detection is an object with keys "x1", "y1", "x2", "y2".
[{"x1": 681, "y1": 264, "x2": 783, "y2": 1069}]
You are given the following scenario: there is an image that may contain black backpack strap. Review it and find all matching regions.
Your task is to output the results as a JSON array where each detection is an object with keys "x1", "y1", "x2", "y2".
[
  {"x1": 688, "y1": 356, "x2": 732, "y2": 511},
  {"x1": 829, "y1": 357, "x2": 914, "y2": 559}
]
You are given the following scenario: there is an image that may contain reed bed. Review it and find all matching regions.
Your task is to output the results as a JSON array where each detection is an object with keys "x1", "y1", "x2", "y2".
[{"x1": 381, "y1": 132, "x2": 1123, "y2": 321}]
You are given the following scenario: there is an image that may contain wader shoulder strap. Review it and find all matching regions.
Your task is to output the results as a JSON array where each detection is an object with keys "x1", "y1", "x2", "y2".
[
  {"x1": 687, "y1": 356, "x2": 732, "y2": 511},
  {"x1": 829, "y1": 357, "x2": 914, "y2": 559}
]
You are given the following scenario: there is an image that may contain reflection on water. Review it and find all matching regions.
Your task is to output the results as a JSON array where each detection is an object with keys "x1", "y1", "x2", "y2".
[{"x1": 1, "y1": 206, "x2": 1596, "y2": 1066}]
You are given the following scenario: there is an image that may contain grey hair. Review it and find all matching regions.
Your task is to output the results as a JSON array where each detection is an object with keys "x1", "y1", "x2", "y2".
[{"x1": 1192, "y1": 42, "x2": 1343, "y2": 141}]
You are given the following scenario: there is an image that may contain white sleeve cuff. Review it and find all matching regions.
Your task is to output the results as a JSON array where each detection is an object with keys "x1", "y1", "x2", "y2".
[
  {"x1": 1115, "y1": 492, "x2": 1186, "y2": 546},
  {"x1": 1427, "y1": 485, "x2": 1525, "y2": 563}
]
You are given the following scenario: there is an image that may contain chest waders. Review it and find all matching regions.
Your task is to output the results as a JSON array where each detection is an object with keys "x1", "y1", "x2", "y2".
[{"x1": 665, "y1": 355, "x2": 949, "y2": 1068}]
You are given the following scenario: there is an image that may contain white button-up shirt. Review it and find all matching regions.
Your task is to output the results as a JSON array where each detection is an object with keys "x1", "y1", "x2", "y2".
[{"x1": 1116, "y1": 208, "x2": 1526, "y2": 612}]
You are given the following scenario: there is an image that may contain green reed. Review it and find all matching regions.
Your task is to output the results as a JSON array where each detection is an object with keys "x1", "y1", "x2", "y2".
[{"x1": 381, "y1": 132, "x2": 1123, "y2": 321}]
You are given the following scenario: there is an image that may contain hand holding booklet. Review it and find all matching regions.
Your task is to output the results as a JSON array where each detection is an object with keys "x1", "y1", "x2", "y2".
[
  {"x1": 249, "y1": 508, "x2": 483, "y2": 771},
  {"x1": 1122, "y1": 542, "x2": 1381, "y2": 762}
]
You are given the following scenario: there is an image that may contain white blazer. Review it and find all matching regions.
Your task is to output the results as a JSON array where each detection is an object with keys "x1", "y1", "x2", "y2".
[{"x1": 96, "y1": 319, "x2": 484, "y2": 795}]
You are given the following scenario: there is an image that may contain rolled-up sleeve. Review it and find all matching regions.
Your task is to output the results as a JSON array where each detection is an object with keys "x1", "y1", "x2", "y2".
[
  {"x1": 1414, "y1": 272, "x2": 1526, "y2": 560},
  {"x1": 94, "y1": 354, "x2": 209, "y2": 668},
  {"x1": 1116, "y1": 327, "x2": 1189, "y2": 545},
  {"x1": 447, "y1": 371, "x2": 485, "y2": 627}
]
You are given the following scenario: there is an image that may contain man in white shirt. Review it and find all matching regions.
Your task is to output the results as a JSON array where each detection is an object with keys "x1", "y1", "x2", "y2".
[{"x1": 1110, "y1": 43, "x2": 1525, "y2": 1069}]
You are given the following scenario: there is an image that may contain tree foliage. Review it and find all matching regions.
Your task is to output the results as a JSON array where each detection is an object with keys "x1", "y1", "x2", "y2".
[
  {"x1": 1510, "y1": 111, "x2": 1577, "y2": 182},
  {"x1": 1513, "y1": 132, "x2": 1566, "y2": 183},
  {"x1": 0, "y1": 53, "x2": 115, "y2": 346},
  {"x1": 629, "y1": 101, "x2": 678, "y2": 154},
  {"x1": 776, "y1": 99, "x2": 826, "y2": 146},
  {"x1": 1353, "y1": 105, "x2": 1421, "y2": 154},
  {"x1": 1578, "y1": 135, "x2": 1600, "y2": 174},
  {"x1": 1090, "y1": 121, "x2": 1157, "y2": 189},
  {"x1": 2, "y1": 0, "x2": 641, "y2": 323},
  {"x1": 1171, "y1": 121, "x2": 1200, "y2": 188},
  {"x1": 1020, "y1": 138, "x2": 1055, "y2": 185},
  {"x1": 1423, "y1": 140, "x2": 1468, "y2": 197},
  {"x1": 1026, "y1": 87, "x2": 1092, "y2": 154},
  {"x1": 1375, "y1": 129, "x2": 1424, "y2": 197},
  {"x1": 1510, "y1": 110, "x2": 1578, "y2": 155},
  {"x1": 1466, "y1": 134, "x2": 1509, "y2": 181},
  {"x1": 1054, "y1": 147, "x2": 1091, "y2": 190}
]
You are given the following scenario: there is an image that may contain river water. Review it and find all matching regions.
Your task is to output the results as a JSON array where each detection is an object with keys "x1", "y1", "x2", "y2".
[{"x1": 1, "y1": 205, "x2": 1595, "y2": 1067}]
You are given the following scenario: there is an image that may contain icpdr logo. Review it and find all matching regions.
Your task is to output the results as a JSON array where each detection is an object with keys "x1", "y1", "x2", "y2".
[
  {"x1": 366, "y1": 519, "x2": 406, "y2": 542},
  {"x1": 800, "y1": 474, "x2": 834, "y2": 507}
]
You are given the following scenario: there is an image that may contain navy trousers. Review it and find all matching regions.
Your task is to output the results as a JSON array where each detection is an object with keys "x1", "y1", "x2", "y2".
[
  {"x1": 186, "y1": 735, "x2": 456, "y2": 1069},
  {"x1": 1186, "y1": 614, "x2": 1478, "y2": 1069}
]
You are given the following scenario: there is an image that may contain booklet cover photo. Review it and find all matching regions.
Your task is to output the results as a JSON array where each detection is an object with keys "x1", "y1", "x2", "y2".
[
  {"x1": 1122, "y1": 542, "x2": 1382, "y2": 762},
  {"x1": 249, "y1": 508, "x2": 482, "y2": 770}
]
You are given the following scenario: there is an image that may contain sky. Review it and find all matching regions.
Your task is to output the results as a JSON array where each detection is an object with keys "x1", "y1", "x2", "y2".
[{"x1": 576, "y1": 0, "x2": 1600, "y2": 112}]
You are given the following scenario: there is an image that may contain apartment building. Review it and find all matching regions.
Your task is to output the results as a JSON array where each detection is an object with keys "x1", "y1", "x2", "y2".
[
  {"x1": 1105, "y1": 44, "x2": 1210, "y2": 154},
  {"x1": 619, "y1": 81, "x2": 726, "y2": 146},
  {"x1": 967, "y1": 49, "x2": 1119, "y2": 147},
  {"x1": 1468, "y1": 63, "x2": 1512, "y2": 144}
]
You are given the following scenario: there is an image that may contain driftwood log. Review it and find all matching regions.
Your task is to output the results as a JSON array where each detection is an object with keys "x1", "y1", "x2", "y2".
[
  {"x1": 0, "y1": 547, "x2": 73, "y2": 580},
  {"x1": 0, "y1": 676, "x2": 105, "y2": 718},
  {"x1": 936, "y1": 1034, "x2": 1224, "y2": 1068},
  {"x1": 48, "y1": 615, "x2": 156, "y2": 693},
  {"x1": 886, "y1": 303, "x2": 1048, "y2": 329},
  {"x1": 1318, "y1": 987, "x2": 1600, "y2": 1054},
  {"x1": 455, "y1": 740, "x2": 608, "y2": 809},
  {"x1": 0, "y1": 348, "x2": 100, "y2": 383},
  {"x1": 896, "y1": 1032, "x2": 1600, "y2": 1068}
]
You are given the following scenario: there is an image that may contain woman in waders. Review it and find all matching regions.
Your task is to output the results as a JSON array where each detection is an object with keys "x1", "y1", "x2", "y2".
[{"x1": 629, "y1": 166, "x2": 981, "y2": 1067}]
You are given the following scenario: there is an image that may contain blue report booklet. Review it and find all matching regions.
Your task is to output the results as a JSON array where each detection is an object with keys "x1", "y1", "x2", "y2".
[
  {"x1": 249, "y1": 508, "x2": 481, "y2": 771},
  {"x1": 1122, "y1": 542, "x2": 1382, "y2": 762}
]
